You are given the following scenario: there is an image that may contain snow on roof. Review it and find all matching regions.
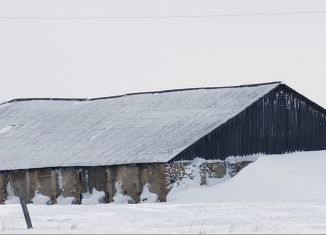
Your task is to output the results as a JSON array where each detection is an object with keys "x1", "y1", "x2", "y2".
[{"x1": 0, "y1": 82, "x2": 280, "y2": 170}]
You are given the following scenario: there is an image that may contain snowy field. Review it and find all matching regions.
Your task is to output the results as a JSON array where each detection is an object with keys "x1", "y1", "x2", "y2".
[
  {"x1": 1, "y1": 151, "x2": 326, "y2": 234},
  {"x1": 1, "y1": 202, "x2": 326, "y2": 234}
]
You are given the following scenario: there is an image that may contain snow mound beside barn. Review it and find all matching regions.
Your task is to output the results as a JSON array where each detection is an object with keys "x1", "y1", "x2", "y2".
[{"x1": 168, "y1": 151, "x2": 326, "y2": 203}]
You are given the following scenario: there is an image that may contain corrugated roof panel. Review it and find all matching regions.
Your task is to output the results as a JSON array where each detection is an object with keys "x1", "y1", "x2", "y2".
[{"x1": 0, "y1": 83, "x2": 279, "y2": 170}]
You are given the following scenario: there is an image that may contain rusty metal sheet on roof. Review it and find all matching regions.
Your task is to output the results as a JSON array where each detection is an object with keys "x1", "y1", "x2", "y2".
[{"x1": 0, "y1": 83, "x2": 279, "y2": 170}]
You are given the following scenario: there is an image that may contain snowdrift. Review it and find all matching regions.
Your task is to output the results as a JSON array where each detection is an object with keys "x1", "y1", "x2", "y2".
[{"x1": 168, "y1": 151, "x2": 326, "y2": 203}]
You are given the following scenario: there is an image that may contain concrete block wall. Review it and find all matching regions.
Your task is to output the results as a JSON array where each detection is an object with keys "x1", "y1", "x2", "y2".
[
  {"x1": 103, "y1": 164, "x2": 168, "y2": 203},
  {"x1": 0, "y1": 159, "x2": 252, "y2": 204},
  {"x1": 165, "y1": 161, "x2": 228, "y2": 188}
]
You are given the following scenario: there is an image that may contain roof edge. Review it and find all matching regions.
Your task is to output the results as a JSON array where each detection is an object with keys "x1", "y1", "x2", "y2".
[
  {"x1": 279, "y1": 83, "x2": 326, "y2": 113},
  {"x1": 1, "y1": 81, "x2": 282, "y2": 105}
]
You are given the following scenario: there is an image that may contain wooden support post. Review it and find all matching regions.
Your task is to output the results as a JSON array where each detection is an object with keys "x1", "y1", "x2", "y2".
[
  {"x1": 19, "y1": 197, "x2": 33, "y2": 229},
  {"x1": 50, "y1": 170, "x2": 58, "y2": 204},
  {"x1": 15, "y1": 181, "x2": 33, "y2": 229},
  {"x1": 106, "y1": 167, "x2": 116, "y2": 203}
]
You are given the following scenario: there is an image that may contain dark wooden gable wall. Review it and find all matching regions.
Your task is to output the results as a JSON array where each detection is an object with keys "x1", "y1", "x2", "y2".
[{"x1": 172, "y1": 84, "x2": 326, "y2": 161}]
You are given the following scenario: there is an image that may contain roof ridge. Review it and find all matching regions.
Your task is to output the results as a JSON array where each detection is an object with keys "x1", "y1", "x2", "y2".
[{"x1": 2, "y1": 81, "x2": 282, "y2": 104}]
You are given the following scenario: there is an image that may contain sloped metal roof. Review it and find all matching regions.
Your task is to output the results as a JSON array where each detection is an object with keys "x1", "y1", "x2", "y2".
[{"x1": 0, "y1": 82, "x2": 280, "y2": 170}]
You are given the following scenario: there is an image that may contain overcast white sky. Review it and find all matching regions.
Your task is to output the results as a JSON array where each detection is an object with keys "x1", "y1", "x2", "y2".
[{"x1": 0, "y1": 0, "x2": 326, "y2": 106}]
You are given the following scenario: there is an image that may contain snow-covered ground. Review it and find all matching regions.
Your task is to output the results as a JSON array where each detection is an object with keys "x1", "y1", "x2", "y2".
[
  {"x1": 1, "y1": 151, "x2": 326, "y2": 233},
  {"x1": 1, "y1": 202, "x2": 326, "y2": 234}
]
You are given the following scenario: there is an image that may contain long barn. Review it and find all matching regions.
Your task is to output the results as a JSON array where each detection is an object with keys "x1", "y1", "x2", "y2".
[{"x1": 0, "y1": 82, "x2": 326, "y2": 204}]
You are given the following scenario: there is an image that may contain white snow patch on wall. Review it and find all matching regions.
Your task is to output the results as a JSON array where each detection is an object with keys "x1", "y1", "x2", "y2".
[
  {"x1": 4, "y1": 182, "x2": 20, "y2": 204},
  {"x1": 31, "y1": 191, "x2": 51, "y2": 205},
  {"x1": 56, "y1": 195, "x2": 75, "y2": 205},
  {"x1": 56, "y1": 169, "x2": 63, "y2": 191},
  {"x1": 112, "y1": 182, "x2": 135, "y2": 204},
  {"x1": 113, "y1": 192, "x2": 135, "y2": 204},
  {"x1": 82, "y1": 189, "x2": 105, "y2": 205},
  {"x1": 225, "y1": 154, "x2": 261, "y2": 164},
  {"x1": 4, "y1": 196, "x2": 20, "y2": 204},
  {"x1": 179, "y1": 158, "x2": 206, "y2": 187},
  {"x1": 140, "y1": 183, "x2": 159, "y2": 203}
]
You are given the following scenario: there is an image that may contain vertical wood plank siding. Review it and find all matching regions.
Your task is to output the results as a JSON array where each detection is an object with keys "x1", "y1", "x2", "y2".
[{"x1": 172, "y1": 85, "x2": 326, "y2": 161}]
